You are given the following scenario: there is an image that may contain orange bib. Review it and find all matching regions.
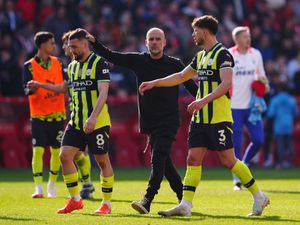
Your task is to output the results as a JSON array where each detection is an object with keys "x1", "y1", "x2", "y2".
[{"x1": 28, "y1": 56, "x2": 66, "y2": 117}]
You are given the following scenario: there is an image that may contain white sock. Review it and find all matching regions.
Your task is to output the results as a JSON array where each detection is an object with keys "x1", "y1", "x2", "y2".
[
  {"x1": 72, "y1": 195, "x2": 81, "y2": 201},
  {"x1": 179, "y1": 199, "x2": 192, "y2": 209},
  {"x1": 102, "y1": 200, "x2": 111, "y2": 206},
  {"x1": 48, "y1": 181, "x2": 55, "y2": 188},
  {"x1": 83, "y1": 181, "x2": 92, "y2": 186},
  {"x1": 232, "y1": 173, "x2": 241, "y2": 184},
  {"x1": 36, "y1": 184, "x2": 43, "y2": 193},
  {"x1": 253, "y1": 191, "x2": 264, "y2": 200}
]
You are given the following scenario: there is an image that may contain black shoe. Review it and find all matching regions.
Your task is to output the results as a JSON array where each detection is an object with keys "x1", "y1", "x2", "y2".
[
  {"x1": 80, "y1": 183, "x2": 95, "y2": 199},
  {"x1": 131, "y1": 197, "x2": 151, "y2": 214}
]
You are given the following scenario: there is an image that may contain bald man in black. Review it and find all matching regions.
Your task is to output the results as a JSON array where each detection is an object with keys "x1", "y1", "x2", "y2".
[{"x1": 86, "y1": 28, "x2": 198, "y2": 214}]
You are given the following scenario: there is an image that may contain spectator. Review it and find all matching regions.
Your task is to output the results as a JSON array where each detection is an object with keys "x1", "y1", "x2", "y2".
[{"x1": 267, "y1": 82, "x2": 298, "y2": 169}]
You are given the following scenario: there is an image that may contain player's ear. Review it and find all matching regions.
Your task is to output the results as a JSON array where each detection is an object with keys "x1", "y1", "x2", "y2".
[{"x1": 83, "y1": 39, "x2": 89, "y2": 48}]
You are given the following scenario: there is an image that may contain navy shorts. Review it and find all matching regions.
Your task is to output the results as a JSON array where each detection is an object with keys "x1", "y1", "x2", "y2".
[
  {"x1": 188, "y1": 122, "x2": 233, "y2": 151},
  {"x1": 62, "y1": 124, "x2": 110, "y2": 155},
  {"x1": 31, "y1": 118, "x2": 65, "y2": 148}
]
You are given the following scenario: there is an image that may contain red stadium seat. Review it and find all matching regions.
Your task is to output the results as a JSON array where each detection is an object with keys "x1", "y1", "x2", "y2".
[
  {"x1": 1, "y1": 137, "x2": 29, "y2": 168},
  {"x1": 0, "y1": 122, "x2": 18, "y2": 136},
  {"x1": 114, "y1": 138, "x2": 141, "y2": 167}
]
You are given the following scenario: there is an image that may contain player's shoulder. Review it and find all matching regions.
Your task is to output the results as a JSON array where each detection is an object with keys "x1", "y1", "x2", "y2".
[
  {"x1": 217, "y1": 47, "x2": 234, "y2": 68},
  {"x1": 23, "y1": 56, "x2": 35, "y2": 66},
  {"x1": 68, "y1": 59, "x2": 77, "y2": 66},
  {"x1": 92, "y1": 52, "x2": 109, "y2": 64},
  {"x1": 50, "y1": 56, "x2": 64, "y2": 66},
  {"x1": 218, "y1": 47, "x2": 233, "y2": 59},
  {"x1": 228, "y1": 45, "x2": 238, "y2": 54},
  {"x1": 250, "y1": 47, "x2": 263, "y2": 56},
  {"x1": 165, "y1": 54, "x2": 180, "y2": 61},
  {"x1": 23, "y1": 59, "x2": 32, "y2": 67},
  {"x1": 164, "y1": 54, "x2": 183, "y2": 65}
]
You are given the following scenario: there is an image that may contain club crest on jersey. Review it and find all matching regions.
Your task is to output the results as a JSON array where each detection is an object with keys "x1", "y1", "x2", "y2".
[
  {"x1": 86, "y1": 69, "x2": 92, "y2": 76},
  {"x1": 207, "y1": 58, "x2": 213, "y2": 66}
]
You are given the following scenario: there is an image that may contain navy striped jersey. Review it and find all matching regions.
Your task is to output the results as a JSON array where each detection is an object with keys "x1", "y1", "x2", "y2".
[
  {"x1": 67, "y1": 52, "x2": 111, "y2": 130},
  {"x1": 189, "y1": 42, "x2": 234, "y2": 124}
]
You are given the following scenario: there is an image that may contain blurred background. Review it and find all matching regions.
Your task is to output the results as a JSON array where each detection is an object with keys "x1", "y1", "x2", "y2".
[{"x1": 0, "y1": 0, "x2": 300, "y2": 168}]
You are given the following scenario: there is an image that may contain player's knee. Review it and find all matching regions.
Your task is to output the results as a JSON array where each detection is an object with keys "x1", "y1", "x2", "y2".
[
  {"x1": 220, "y1": 158, "x2": 236, "y2": 169},
  {"x1": 59, "y1": 151, "x2": 72, "y2": 164},
  {"x1": 187, "y1": 154, "x2": 200, "y2": 166},
  {"x1": 97, "y1": 160, "x2": 110, "y2": 170}
]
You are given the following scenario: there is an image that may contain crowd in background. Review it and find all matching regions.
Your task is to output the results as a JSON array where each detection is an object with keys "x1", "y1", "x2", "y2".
[
  {"x1": 0, "y1": 0, "x2": 300, "y2": 97},
  {"x1": 0, "y1": 0, "x2": 300, "y2": 168}
]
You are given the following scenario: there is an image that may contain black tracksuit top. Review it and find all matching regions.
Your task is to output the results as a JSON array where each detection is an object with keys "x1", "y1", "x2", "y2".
[{"x1": 92, "y1": 41, "x2": 198, "y2": 134}]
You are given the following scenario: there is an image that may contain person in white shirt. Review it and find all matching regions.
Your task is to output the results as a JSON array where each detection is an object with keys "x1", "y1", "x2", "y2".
[{"x1": 229, "y1": 26, "x2": 268, "y2": 191}]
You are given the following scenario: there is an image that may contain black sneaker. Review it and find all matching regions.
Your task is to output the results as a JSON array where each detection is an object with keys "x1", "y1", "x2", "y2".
[
  {"x1": 80, "y1": 183, "x2": 95, "y2": 199},
  {"x1": 131, "y1": 197, "x2": 151, "y2": 214}
]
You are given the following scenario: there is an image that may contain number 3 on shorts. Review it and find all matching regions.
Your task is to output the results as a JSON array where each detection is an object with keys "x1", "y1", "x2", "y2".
[{"x1": 218, "y1": 129, "x2": 226, "y2": 142}]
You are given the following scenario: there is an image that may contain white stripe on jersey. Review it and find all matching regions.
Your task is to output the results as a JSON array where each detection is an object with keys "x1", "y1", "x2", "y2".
[{"x1": 229, "y1": 46, "x2": 266, "y2": 109}]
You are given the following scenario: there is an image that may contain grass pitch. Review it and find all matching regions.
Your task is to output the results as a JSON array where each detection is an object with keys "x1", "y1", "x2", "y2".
[{"x1": 0, "y1": 167, "x2": 299, "y2": 225}]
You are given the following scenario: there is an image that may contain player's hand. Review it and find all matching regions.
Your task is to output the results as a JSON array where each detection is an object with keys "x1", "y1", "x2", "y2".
[
  {"x1": 139, "y1": 82, "x2": 155, "y2": 96},
  {"x1": 187, "y1": 99, "x2": 207, "y2": 115},
  {"x1": 84, "y1": 117, "x2": 96, "y2": 134},
  {"x1": 26, "y1": 80, "x2": 39, "y2": 93},
  {"x1": 83, "y1": 29, "x2": 96, "y2": 44}
]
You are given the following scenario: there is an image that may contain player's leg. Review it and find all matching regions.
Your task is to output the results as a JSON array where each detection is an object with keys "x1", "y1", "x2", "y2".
[
  {"x1": 74, "y1": 147, "x2": 95, "y2": 199},
  {"x1": 219, "y1": 149, "x2": 270, "y2": 216},
  {"x1": 158, "y1": 123, "x2": 207, "y2": 217},
  {"x1": 31, "y1": 119, "x2": 46, "y2": 198},
  {"x1": 57, "y1": 126, "x2": 84, "y2": 214},
  {"x1": 242, "y1": 116, "x2": 264, "y2": 165},
  {"x1": 158, "y1": 147, "x2": 206, "y2": 217},
  {"x1": 231, "y1": 109, "x2": 246, "y2": 190},
  {"x1": 32, "y1": 146, "x2": 45, "y2": 198},
  {"x1": 47, "y1": 121, "x2": 64, "y2": 198},
  {"x1": 47, "y1": 147, "x2": 60, "y2": 197},
  {"x1": 94, "y1": 153, "x2": 114, "y2": 214},
  {"x1": 216, "y1": 122, "x2": 269, "y2": 216},
  {"x1": 88, "y1": 126, "x2": 114, "y2": 214}
]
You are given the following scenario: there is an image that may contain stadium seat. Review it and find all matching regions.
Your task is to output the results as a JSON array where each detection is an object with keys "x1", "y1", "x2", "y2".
[
  {"x1": 0, "y1": 122, "x2": 18, "y2": 136},
  {"x1": 1, "y1": 137, "x2": 29, "y2": 168},
  {"x1": 114, "y1": 137, "x2": 141, "y2": 167}
]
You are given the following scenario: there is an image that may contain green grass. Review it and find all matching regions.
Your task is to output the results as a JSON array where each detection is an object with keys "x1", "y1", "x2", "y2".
[{"x1": 0, "y1": 167, "x2": 300, "y2": 225}]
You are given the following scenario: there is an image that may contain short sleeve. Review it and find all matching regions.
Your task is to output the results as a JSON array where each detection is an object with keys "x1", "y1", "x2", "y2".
[
  {"x1": 217, "y1": 50, "x2": 235, "y2": 70},
  {"x1": 23, "y1": 61, "x2": 32, "y2": 85},
  {"x1": 189, "y1": 55, "x2": 198, "y2": 71},
  {"x1": 96, "y1": 58, "x2": 110, "y2": 82}
]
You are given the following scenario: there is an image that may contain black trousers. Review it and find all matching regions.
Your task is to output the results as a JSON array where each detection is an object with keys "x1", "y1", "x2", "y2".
[{"x1": 144, "y1": 129, "x2": 183, "y2": 202}]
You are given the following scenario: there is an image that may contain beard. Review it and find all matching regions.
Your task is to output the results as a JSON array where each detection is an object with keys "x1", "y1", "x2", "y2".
[
  {"x1": 149, "y1": 47, "x2": 162, "y2": 57},
  {"x1": 74, "y1": 53, "x2": 84, "y2": 61},
  {"x1": 195, "y1": 37, "x2": 204, "y2": 46}
]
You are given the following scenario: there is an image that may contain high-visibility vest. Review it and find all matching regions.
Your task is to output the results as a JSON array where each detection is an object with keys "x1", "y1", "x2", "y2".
[{"x1": 28, "y1": 56, "x2": 66, "y2": 117}]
